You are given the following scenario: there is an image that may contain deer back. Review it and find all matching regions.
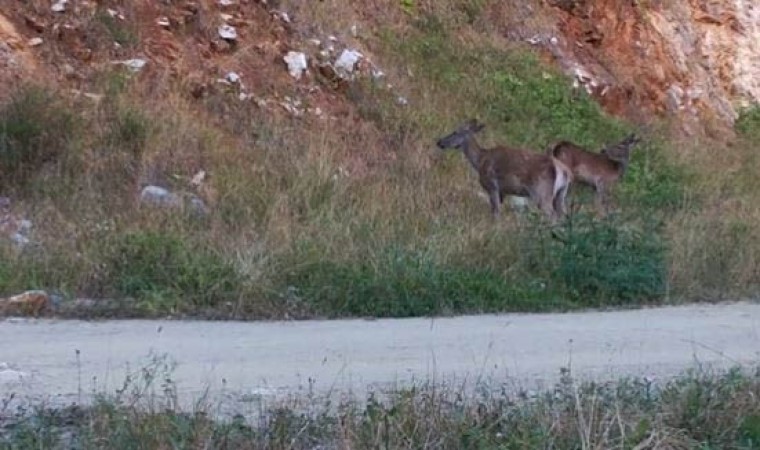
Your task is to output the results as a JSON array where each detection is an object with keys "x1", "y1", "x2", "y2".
[
  {"x1": 550, "y1": 141, "x2": 622, "y2": 184},
  {"x1": 482, "y1": 146, "x2": 557, "y2": 193}
]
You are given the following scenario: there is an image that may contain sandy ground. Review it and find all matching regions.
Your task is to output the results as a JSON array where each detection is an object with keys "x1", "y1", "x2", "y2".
[{"x1": 1, "y1": 302, "x2": 759, "y2": 417}]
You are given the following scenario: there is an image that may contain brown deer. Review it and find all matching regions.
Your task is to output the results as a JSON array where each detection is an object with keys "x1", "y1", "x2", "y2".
[
  {"x1": 436, "y1": 119, "x2": 573, "y2": 221},
  {"x1": 547, "y1": 133, "x2": 641, "y2": 215}
]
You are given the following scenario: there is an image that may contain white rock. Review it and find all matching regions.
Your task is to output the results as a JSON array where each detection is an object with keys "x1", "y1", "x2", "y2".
[
  {"x1": 273, "y1": 11, "x2": 291, "y2": 23},
  {"x1": 334, "y1": 49, "x2": 363, "y2": 76},
  {"x1": 350, "y1": 24, "x2": 358, "y2": 36},
  {"x1": 28, "y1": 37, "x2": 44, "y2": 47},
  {"x1": 218, "y1": 24, "x2": 238, "y2": 41},
  {"x1": 140, "y1": 185, "x2": 181, "y2": 208},
  {"x1": 396, "y1": 96, "x2": 409, "y2": 106},
  {"x1": 526, "y1": 35, "x2": 542, "y2": 45},
  {"x1": 10, "y1": 233, "x2": 29, "y2": 246},
  {"x1": 219, "y1": 0, "x2": 236, "y2": 5},
  {"x1": 189, "y1": 196, "x2": 209, "y2": 216},
  {"x1": 107, "y1": 9, "x2": 124, "y2": 20},
  {"x1": 371, "y1": 67, "x2": 385, "y2": 80},
  {"x1": 51, "y1": 0, "x2": 67, "y2": 13},
  {"x1": 114, "y1": 58, "x2": 147, "y2": 72},
  {"x1": 157, "y1": 17, "x2": 171, "y2": 28},
  {"x1": 225, "y1": 71, "x2": 241, "y2": 84},
  {"x1": 190, "y1": 170, "x2": 207, "y2": 187},
  {"x1": 283, "y1": 51, "x2": 308, "y2": 79},
  {"x1": 509, "y1": 196, "x2": 529, "y2": 212},
  {"x1": 17, "y1": 220, "x2": 32, "y2": 234}
]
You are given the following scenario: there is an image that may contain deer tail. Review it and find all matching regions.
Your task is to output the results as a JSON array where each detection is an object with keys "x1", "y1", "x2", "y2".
[{"x1": 551, "y1": 157, "x2": 572, "y2": 198}]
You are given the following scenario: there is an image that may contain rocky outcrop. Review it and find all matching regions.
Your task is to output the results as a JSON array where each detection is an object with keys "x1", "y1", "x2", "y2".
[{"x1": 546, "y1": 0, "x2": 760, "y2": 135}]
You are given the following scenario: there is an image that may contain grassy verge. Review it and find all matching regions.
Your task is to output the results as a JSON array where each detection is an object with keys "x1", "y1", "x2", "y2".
[{"x1": 3, "y1": 366, "x2": 760, "y2": 449}]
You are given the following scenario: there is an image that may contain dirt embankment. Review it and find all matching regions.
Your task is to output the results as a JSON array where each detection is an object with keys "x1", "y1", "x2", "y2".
[
  {"x1": 1, "y1": 1, "x2": 758, "y2": 137},
  {"x1": 545, "y1": 0, "x2": 760, "y2": 136}
]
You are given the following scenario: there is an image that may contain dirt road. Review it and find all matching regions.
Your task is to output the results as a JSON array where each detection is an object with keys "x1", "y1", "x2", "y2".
[{"x1": 1, "y1": 303, "x2": 759, "y2": 416}]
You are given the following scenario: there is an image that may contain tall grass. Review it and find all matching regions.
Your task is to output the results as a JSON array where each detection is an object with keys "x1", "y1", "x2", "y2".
[{"x1": 3, "y1": 366, "x2": 760, "y2": 449}]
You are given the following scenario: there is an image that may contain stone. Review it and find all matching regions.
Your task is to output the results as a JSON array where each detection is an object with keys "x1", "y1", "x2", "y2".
[
  {"x1": 51, "y1": 0, "x2": 67, "y2": 13},
  {"x1": 0, "y1": 290, "x2": 50, "y2": 317},
  {"x1": 283, "y1": 51, "x2": 308, "y2": 79},
  {"x1": 139, "y1": 185, "x2": 182, "y2": 208},
  {"x1": 225, "y1": 71, "x2": 241, "y2": 84},
  {"x1": 218, "y1": 24, "x2": 238, "y2": 41},
  {"x1": 114, "y1": 58, "x2": 147, "y2": 72},
  {"x1": 334, "y1": 49, "x2": 363, "y2": 77}
]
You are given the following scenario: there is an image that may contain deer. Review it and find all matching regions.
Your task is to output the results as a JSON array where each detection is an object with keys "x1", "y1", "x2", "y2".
[
  {"x1": 547, "y1": 133, "x2": 641, "y2": 216},
  {"x1": 436, "y1": 119, "x2": 573, "y2": 222}
]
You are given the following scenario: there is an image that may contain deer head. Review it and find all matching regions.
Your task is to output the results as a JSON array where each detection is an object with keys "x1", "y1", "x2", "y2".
[
  {"x1": 601, "y1": 133, "x2": 641, "y2": 166},
  {"x1": 436, "y1": 119, "x2": 485, "y2": 151}
]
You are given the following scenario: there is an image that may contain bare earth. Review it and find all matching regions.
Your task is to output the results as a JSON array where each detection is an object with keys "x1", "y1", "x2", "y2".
[{"x1": 1, "y1": 302, "x2": 759, "y2": 417}]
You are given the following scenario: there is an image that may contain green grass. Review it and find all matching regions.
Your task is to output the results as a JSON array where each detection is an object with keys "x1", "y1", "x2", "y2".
[
  {"x1": 0, "y1": 86, "x2": 80, "y2": 193},
  {"x1": 97, "y1": 231, "x2": 245, "y2": 315},
  {"x1": 3, "y1": 366, "x2": 760, "y2": 449}
]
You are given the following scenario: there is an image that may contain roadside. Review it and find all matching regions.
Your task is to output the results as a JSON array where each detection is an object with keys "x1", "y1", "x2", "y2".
[{"x1": 2, "y1": 302, "x2": 758, "y2": 418}]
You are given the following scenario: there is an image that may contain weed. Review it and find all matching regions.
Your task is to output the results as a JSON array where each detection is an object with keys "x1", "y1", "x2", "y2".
[
  {"x1": 98, "y1": 231, "x2": 243, "y2": 314},
  {"x1": 547, "y1": 213, "x2": 667, "y2": 304},
  {"x1": 3, "y1": 366, "x2": 760, "y2": 449},
  {"x1": 0, "y1": 86, "x2": 78, "y2": 192},
  {"x1": 283, "y1": 245, "x2": 551, "y2": 318},
  {"x1": 735, "y1": 106, "x2": 760, "y2": 139}
]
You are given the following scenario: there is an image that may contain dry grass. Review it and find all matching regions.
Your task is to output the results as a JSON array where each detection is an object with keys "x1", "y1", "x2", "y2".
[{"x1": 3, "y1": 364, "x2": 760, "y2": 449}]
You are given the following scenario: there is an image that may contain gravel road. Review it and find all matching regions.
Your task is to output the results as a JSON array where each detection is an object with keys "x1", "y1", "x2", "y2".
[{"x1": 1, "y1": 302, "x2": 759, "y2": 417}]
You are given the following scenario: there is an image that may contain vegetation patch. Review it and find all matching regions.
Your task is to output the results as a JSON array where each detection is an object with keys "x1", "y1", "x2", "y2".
[
  {"x1": 97, "y1": 231, "x2": 244, "y2": 315},
  {"x1": 0, "y1": 86, "x2": 79, "y2": 193},
  {"x1": 283, "y1": 246, "x2": 555, "y2": 318},
  {"x1": 3, "y1": 366, "x2": 759, "y2": 449}
]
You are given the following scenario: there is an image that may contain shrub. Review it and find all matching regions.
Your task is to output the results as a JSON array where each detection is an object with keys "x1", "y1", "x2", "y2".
[
  {"x1": 0, "y1": 86, "x2": 78, "y2": 191},
  {"x1": 100, "y1": 231, "x2": 243, "y2": 313},
  {"x1": 283, "y1": 246, "x2": 552, "y2": 317},
  {"x1": 735, "y1": 106, "x2": 760, "y2": 139},
  {"x1": 546, "y1": 213, "x2": 667, "y2": 304}
]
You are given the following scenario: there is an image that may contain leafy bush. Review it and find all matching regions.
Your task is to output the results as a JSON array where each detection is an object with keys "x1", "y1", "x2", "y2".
[
  {"x1": 0, "y1": 86, "x2": 78, "y2": 191},
  {"x1": 735, "y1": 106, "x2": 760, "y2": 139},
  {"x1": 546, "y1": 213, "x2": 667, "y2": 304},
  {"x1": 100, "y1": 232, "x2": 243, "y2": 313},
  {"x1": 283, "y1": 246, "x2": 554, "y2": 318}
]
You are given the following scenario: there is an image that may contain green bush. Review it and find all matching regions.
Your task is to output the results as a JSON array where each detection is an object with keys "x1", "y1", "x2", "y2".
[
  {"x1": 100, "y1": 232, "x2": 243, "y2": 313},
  {"x1": 283, "y1": 246, "x2": 553, "y2": 318},
  {"x1": 735, "y1": 106, "x2": 760, "y2": 139},
  {"x1": 0, "y1": 86, "x2": 78, "y2": 191},
  {"x1": 546, "y1": 213, "x2": 667, "y2": 304}
]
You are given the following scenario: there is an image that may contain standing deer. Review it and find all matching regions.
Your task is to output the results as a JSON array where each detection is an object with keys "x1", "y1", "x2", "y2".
[
  {"x1": 436, "y1": 119, "x2": 573, "y2": 221},
  {"x1": 547, "y1": 134, "x2": 641, "y2": 215}
]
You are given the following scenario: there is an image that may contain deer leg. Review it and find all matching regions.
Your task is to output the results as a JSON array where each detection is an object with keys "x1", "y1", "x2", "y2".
[
  {"x1": 553, "y1": 183, "x2": 569, "y2": 219},
  {"x1": 532, "y1": 190, "x2": 558, "y2": 223},
  {"x1": 488, "y1": 189, "x2": 501, "y2": 217},
  {"x1": 594, "y1": 184, "x2": 608, "y2": 217}
]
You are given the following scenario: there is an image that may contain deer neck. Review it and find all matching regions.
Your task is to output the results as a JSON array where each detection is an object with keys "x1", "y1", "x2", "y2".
[{"x1": 461, "y1": 137, "x2": 484, "y2": 170}]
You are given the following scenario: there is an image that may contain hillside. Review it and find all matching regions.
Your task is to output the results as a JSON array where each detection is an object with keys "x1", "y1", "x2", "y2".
[{"x1": 0, "y1": 0, "x2": 759, "y2": 318}]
